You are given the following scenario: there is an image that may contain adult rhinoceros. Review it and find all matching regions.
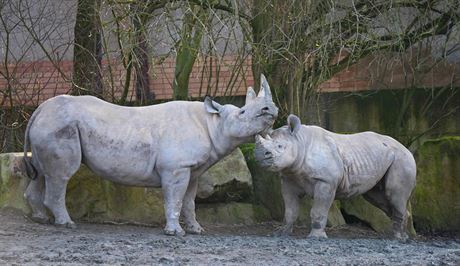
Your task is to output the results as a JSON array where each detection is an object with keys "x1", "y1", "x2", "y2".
[
  {"x1": 254, "y1": 114, "x2": 416, "y2": 240},
  {"x1": 23, "y1": 74, "x2": 278, "y2": 236}
]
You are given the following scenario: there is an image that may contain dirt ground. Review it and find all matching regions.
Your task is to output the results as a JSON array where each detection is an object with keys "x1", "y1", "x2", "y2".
[{"x1": 0, "y1": 208, "x2": 459, "y2": 265}]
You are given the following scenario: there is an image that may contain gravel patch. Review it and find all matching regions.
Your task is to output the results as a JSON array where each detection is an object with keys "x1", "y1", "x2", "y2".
[{"x1": 0, "y1": 208, "x2": 458, "y2": 265}]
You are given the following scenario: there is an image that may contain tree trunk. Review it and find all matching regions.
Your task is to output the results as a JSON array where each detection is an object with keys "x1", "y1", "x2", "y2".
[
  {"x1": 72, "y1": 0, "x2": 103, "y2": 97},
  {"x1": 132, "y1": 11, "x2": 154, "y2": 105},
  {"x1": 250, "y1": 0, "x2": 322, "y2": 122},
  {"x1": 173, "y1": 5, "x2": 207, "y2": 100},
  {"x1": 250, "y1": 0, "x2": 294, "y2": 120}
]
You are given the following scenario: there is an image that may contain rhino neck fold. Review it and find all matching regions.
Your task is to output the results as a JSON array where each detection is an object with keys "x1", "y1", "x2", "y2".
[
  {"x1": 206, "y1": 115, "x2": 248, "y2": 160},
  {"x1": 288, "y1": 128, "x2": 310, "y2": 175}
]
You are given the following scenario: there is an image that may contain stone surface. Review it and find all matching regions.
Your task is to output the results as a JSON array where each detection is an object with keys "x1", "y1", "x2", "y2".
[
  {"x1": 197, "y1": 149, "x2": 253, "y2": 203},
  {"x1": 196, "y1": 202, "x2": 271, "y2": 225},
  {"x1": 0, "y1": 150, "x2": 257, "y2": 226},
  {"x1": 0, "y1": 153, "x2": 166, "y2": 225},
  {"x1": 411, "y1": 136, "x2": 460, "y2": 233},
  {"x1": 341, "y1": 196, "x2": 393, "y2": 234},
  {"x1": 66, "y1": 165, "x2": 165, "y2": 225},
  {"x1": 0, "y1": 153, "x2": 30, "y2": 213},
  {"x1": 241, "y1": 143, "x2": 284, "y2": 220},
  {"x1": 341, "y1": 196, "x2": 416, "y2": 236}
]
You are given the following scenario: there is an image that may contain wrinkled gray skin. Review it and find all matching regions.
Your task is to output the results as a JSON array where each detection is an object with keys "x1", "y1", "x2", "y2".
[
  {"x1": 255, "y1": 115, "x2": 416, "y2": 240},
  {"x1": 23, "y1": 75, "x2": 278, "y2": 236}
]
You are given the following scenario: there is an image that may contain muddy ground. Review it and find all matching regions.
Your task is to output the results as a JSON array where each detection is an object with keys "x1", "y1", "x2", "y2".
[{"x1": 0, "y1": 208, "x2": 459, "y2": 265}]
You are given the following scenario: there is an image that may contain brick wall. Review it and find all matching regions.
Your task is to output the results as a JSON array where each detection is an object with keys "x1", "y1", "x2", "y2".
[
  {"x1": 1, "y1": 53, "x2": 458, "y2": 107},
  {"x1": 0, "y1": 55, "x2": 254, "y2": 107},
  {"x1": 320, "y1": 51, "x2": 460, "y2": 92}
]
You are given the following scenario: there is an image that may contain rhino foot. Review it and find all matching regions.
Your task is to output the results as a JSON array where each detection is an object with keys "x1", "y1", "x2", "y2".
[
  {"x1": 307, "y1": 229, "x2": 328, "y2": 239},
  {"x1": 55, "y1": 221, "x2": 77, "y2": 229},
  {"x1": 394, "y1": 231, "x2": 409, "y2": 242},
  {"x1": 185, "y1": 223, "x2": 204, "y2": 235},
  {"x1": 28, "y1": 214, "x2": 51, "y2": 224},
  {"x1": 164, "y1": 225, "x2": 186, "y2": 237}
]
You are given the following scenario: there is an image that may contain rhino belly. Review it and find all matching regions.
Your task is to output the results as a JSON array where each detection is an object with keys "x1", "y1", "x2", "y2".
[
  {"x1": 335, "y1": 142, "x2": 395, "y2": 198},
  {"x1": 79, "y1": 125, "x2": 161, "y2": 187}
]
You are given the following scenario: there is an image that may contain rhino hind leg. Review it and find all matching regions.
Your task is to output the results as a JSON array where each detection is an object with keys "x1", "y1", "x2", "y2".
[
  {"x1": 383, "y1": 155, "x2": 416, "y2": 241},
  {"x1": 24, "y1": 174, "x2": 51, "y2": 224},
  {"x1": 181, "y1": 177, "x2": 204, "y2": 234},
  {"x1": 387, "y1": 194, "x2": 409, "y2": 241},
  {"x1": 43, "y1": 175, "x2": 75, "y2": 228},
  {"x1": 34, "y1": 126, "x2": 82, "y2": 228}
]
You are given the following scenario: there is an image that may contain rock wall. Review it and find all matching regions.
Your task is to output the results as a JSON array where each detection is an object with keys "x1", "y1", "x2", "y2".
[
  {"x1": 411, "y1": 136, "x2": 460, "y2": 233},
  {"x1": 304, "y1": 88, "x2": 459, "y2": 145},
  {"x1": 0, "y1": 149, "x2": 270, "y2": 226},
  {"x1": 1, "y1": 136, "x2": 459, "y2": 233}
]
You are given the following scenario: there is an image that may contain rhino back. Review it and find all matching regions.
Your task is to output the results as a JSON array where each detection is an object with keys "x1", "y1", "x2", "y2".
[{"x1": 29, "y1": 95, "x2": 213, "y2": 185}]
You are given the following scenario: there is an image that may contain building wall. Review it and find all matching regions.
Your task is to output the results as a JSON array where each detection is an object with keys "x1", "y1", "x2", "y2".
[
  {"x1": 1, "y1": 1, "x2": 459, "y2": 107},
  {"x1": 0, "y1": 55, "x2": 254, "y2": 107},
  {"x1": 2, "y1": 51, "x2": 460, "y2": 107},
  {"x1": 320, "y1": 50, "x2": 460, "y2": 92}
]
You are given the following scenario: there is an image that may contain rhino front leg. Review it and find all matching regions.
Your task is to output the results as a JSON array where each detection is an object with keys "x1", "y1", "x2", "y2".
[
  {"x1": 309, "y1": 181, "x2": 336, "y2": 239},
  {"x1": 161, "y1": 168, "x2": 190, "y2": 236},
  {"x1": 181, "y1": 176, "x2": 204, "y2": 234},
  {"x1": 274, "y1": 176, "x2": 301, "y2": 236}
]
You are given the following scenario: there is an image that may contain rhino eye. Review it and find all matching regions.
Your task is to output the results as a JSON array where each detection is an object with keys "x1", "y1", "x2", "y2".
[
  {"x1": 278, "y1": 144, "x2": 283, "y2": 149},
  {"x1": 239, "y1": 110, "x2": 245, "y2": 115}
]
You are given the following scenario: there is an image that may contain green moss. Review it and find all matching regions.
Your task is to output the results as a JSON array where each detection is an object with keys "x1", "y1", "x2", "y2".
[
  {"x1": 0, "y1": 153, "x2": 30, "y2": 213},
  {"x1": 240, "y1": 143, "x2": 284, "y2": 220},
  {"x1": 411, "y1": 136, "x2": 460, "y2": 233},
  {"x1": 65, "y1": 164, "x2": 165, "y2": 225},
  {"x1": 323, "y1": 88, "x2": 459, "y2": 144},
  {"x1": 246, "y1": 165, "x2": 284, "y2": 219},
  {"x1": 239, "y1": 143, "x2": 256, "y2": 161}
]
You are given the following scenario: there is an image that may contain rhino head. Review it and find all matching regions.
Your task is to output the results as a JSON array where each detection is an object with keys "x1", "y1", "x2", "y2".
[
  {"x1": 204, "y1": 74, "x2": 278, "y2": 141},
  {"x1": 254, "y1": 114, "x2": 302, "y2": 171}
]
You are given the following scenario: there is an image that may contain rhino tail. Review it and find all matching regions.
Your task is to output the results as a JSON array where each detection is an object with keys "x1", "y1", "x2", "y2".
[{"x1": 23, "y1": 106, "x2": 42, "y2": 180}]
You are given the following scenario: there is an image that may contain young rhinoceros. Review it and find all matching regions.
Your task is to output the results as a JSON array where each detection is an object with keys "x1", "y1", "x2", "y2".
[
  {"x1": 23, "y1": 74, "x2": 278, "y2": 236},
  {"x1": 255, "y1": 115, "x2": 416, "y2": 240}
]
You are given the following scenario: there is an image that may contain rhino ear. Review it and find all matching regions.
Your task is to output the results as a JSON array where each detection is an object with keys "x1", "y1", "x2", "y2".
[
  {"x1": 258, "y1": 74, "x2": 272, "y2": 101},
  {"x1": 245, "y1": 87, "x2": 257, "y2": 105},
  {"x1": 287, "y1": 114, "x2": 301, "y2": 135},
  {"x1": 204, "y1": 96, "x2": 223, "y2": 114}
]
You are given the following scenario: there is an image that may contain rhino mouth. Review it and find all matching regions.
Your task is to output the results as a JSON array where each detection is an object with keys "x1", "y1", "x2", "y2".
[
  {"x1": 256, "y1": 112, "x2": 276, "y2": 119},
  {"x1": 256, "y1": 158, "x2": 276, "y2": 171},
  {"x1": 254, "y1": 148, "x2": 275, "y2": 168}
]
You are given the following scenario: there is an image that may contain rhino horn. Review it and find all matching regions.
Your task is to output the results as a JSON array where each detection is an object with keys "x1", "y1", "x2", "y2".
[
  {"x1": 245, "y1": 86, "x2": 257, "y2": 105},
  {"x1": 255, "y1": 134, "x2": 264, "y2": 143},
  {"x1": 258, "y1": 74, "x2": 273, "y2": 102}
]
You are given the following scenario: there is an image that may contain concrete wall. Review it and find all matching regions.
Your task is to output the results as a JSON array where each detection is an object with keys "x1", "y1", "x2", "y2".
[{"x1": 304, "y1": 87, "x2": 459, "y2": 148}]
